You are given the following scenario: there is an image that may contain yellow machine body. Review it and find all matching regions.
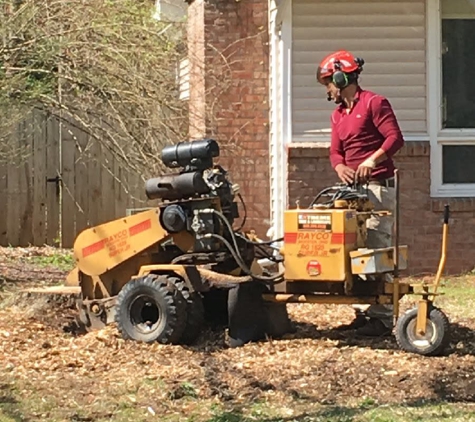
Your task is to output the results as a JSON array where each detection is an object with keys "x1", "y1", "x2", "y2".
[
  {"x1": 282, "y1": 208, "x2": 360, "y2": 282},
  {"x1": 281, "y1": 206, "x2": 408, "y2": 282},
  {"x1": 73, "y1": 208, "x2": 168, "y2": 277},
  {"x1": 69, "y1": 198, "x2": 227, "y2": 300}
]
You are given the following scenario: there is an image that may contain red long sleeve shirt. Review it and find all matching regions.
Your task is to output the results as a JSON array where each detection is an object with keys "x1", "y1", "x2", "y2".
[{"x1": 329, "y1": 87, "x2": 404, "y2": 181}]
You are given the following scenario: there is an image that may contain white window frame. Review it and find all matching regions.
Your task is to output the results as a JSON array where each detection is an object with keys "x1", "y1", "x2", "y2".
[
  {"x1": 278, "y1": 0, "x2": 292, "y2": 148},
  {"x1": 428, "y1": 0, "x2": 475, "y2": 197},
  {"x1": 268, "y1": 0, "x2": 291, "y2": 240}
]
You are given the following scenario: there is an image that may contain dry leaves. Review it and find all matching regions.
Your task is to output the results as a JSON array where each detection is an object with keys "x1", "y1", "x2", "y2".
[{"x1": 1, "y1": 246, "x2": 475, "y2": 420}]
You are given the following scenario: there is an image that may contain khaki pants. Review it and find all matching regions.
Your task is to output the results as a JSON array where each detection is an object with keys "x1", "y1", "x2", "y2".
[{"x1": 354, "y1": 183, "x2": 396, "y2": 324}]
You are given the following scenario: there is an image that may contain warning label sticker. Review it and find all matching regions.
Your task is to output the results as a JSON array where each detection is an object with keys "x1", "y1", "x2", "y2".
[
  {"x1": 295, "y1": 231, "x2": 331, "y2": 257},
  {"x1": 82, "y1": 218, "x2": 152, "y2": 259},
  {"x1": 297, "y1": 213, "x2": 332, "y2": 231}
]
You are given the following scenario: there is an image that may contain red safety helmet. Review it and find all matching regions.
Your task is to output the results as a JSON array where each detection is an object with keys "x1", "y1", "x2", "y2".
[{"x1": 316, "y1": 50, "x2": 364, "y2": 88}]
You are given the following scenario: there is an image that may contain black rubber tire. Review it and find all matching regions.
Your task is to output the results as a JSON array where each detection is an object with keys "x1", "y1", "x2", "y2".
[
  {"x1": 115, "y1": 274, "x2": 187, "y2": 344},
  {"x1": 395, "y1": 306, "x2": 450, "y2": 356},
  {"x1": 168, "y1": 276, "x2": 205, "y2": 345}
]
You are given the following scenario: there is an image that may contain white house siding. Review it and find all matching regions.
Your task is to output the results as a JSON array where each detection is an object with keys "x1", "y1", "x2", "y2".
[
  {"x1": 291, "y1": 0, "x2": 427, "y2": 139},
  {"x1": 269, "y1": 1, "x2": 288, "y2": 239}
]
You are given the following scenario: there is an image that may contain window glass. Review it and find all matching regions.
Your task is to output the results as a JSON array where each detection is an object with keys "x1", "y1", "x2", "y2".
[
  {"x1": 441, "y1": 0, "x2": 475, "y2": 129},
  {"x1": 442, "y1": 145, "x2": 475, "y2": 184}
]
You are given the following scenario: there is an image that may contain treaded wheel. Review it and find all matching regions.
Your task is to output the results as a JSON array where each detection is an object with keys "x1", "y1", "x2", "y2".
[
  {"x1": 168, "y1": 276, "x2": 205, "y2": 345},
  {"x1": 395, "y1": 306, "x2": 450, "y2": 356},
  {"x1": 115, "y1": 274, "x2": 187, "y2": 344}
]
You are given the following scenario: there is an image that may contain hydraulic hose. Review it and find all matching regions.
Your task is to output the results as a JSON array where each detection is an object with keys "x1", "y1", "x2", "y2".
[
  {"x1": 199, "y1": 208, "x2": 283, "y2": 267},
  {"x1": 253, "y1": 243, "x2": 284, "y2": 263},
  {"x1": 234, "y1": 233, "x2": 284, "y2": 263},
  {"x1": 198, "y1": 208, "x2": 245, "y2": 265},
  {"x1": 196, "y1": 208, "x2": 285, "y2": 283},
  {"x1": 308, "y1": 184, "x2": 367, "y2": 209},
  {"x1": 200, "y1": 232, "x2": 285, "y2": 284},
  {"x1": 235, "y1": 193, "x2": 247, "y2": 231},
  {"x1": 308, "y1": 186, "x2": 336, "y2": 208}
]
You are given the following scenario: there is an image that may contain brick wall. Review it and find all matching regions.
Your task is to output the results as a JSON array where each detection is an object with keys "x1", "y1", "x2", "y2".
[
  {"x1": 288, "y1": 142, "x2": 475, "y2": 276},
  {"x1": 187, "y1": 0, "x2": 270, "y2": 236}
]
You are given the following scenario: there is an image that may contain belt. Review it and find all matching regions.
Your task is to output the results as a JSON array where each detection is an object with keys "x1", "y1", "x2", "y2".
[{"x1": 368, "y1": 177, "x2": 395, "y2": 188}]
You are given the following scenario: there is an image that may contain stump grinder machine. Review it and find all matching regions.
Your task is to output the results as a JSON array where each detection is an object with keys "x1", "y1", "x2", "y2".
[{"x1": 60, "y1": 139, "x2": 451, "y2": 356}]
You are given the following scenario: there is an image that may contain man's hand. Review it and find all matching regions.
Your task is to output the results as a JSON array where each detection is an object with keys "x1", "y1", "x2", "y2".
[
  {"x1": 335, "y1": 164, "x2": 356, "y2": 184},
  {"x1": 356, "y1": 165, "x2": 372, "y2": 183},
  {"x1": 356, "y1": 157, "x2": 376, "y2": 183}
]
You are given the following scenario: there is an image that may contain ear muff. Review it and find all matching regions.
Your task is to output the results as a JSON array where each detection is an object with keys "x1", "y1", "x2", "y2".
[
  {"x1": 331, "y1": 59, "x2": 349, "y2": 89},
  {"x1": 332, "y1": 71, "x2": 349, "y2": 89}
]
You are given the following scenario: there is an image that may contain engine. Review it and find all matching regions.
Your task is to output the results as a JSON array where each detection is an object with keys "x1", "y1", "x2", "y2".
[{"x1": 145, "y1": 139, "x2": 243, "y2": 255}]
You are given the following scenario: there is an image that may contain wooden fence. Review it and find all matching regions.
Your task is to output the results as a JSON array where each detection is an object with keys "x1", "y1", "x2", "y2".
[{"x1": 0, "y1": 110, "x2": 150, "y2": 248}]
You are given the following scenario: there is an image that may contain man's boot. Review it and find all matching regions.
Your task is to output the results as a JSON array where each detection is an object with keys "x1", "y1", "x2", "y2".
[
  {"x1": 356, "y1": 316, "x2": 392, "y2": 337},
  {"x1": 335, "y1": 309, "x2": 368, "y2": 331}
]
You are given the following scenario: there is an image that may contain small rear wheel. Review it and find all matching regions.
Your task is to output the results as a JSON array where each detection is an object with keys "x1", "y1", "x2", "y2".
[
  {"x1": 395, "y1": 305, "x2": 450, "y2": 356},
  {"x1": 115, "y1": 274, "x2": 187, "y2": 344}
]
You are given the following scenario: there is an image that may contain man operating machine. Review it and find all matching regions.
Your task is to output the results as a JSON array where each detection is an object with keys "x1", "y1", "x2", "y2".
[{"x1": 316, "y1": 50, "x2": 405, "y2": 336}]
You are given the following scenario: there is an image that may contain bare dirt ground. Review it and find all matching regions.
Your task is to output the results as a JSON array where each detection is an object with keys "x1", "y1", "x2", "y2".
[{"x1": 0, "y1": 246, "x2": 475, "y2": 421}]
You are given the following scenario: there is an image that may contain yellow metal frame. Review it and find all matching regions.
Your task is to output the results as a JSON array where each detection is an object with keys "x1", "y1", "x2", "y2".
[
  {"x1": 136, "y1": 264, "x2": 188, "y2": 278},
  {"x1": 407, "y1": 204, "x2": 450, "y2": 335},
  {"x1": 262, "y1": 294, "x2": 391, "y2": 305},
  {"x1": 262, "y1": 281, "x2": 412, "y2": 306}
]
